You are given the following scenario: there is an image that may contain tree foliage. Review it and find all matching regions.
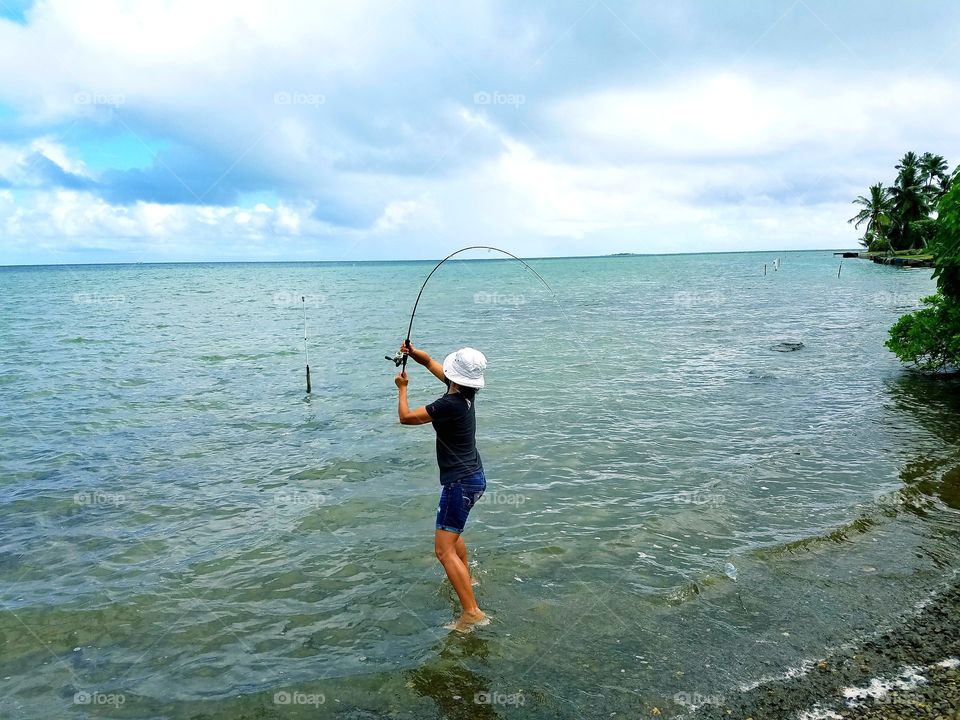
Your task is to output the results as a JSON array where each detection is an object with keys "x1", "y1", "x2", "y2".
[
  {"x1": 886, "y1": 181, "x2": 960, "y2": 371},
  {"x1": 851, "y1": 152, "x2": 951, "y2": 252}
]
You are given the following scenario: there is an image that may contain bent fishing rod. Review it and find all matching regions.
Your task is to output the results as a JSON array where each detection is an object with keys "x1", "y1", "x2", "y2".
[{"x1": 385, "y1": 245, "x2": 559, "y2": 370}]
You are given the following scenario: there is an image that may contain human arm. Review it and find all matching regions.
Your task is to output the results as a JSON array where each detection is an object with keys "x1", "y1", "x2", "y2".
[
  {"x1": 395, "y1": 371, "x2": 433, "y2": 425},
  {"x1": 401, "y1": 340, "x2": 446, "y2": 383}
]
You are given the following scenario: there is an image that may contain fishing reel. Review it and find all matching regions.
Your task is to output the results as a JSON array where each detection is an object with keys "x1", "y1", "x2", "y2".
[{"x1": 385, "y1": 349, "x2": 407, "y2": 367}]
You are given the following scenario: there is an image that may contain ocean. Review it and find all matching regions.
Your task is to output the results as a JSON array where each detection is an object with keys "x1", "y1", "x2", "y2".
[{"x1": 1, "y1": 250, "x2": 959, "y2": 718}]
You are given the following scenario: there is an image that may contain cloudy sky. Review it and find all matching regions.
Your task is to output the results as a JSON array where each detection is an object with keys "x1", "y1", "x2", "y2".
[{"x1": 0, "y1": 0, "x2": 958, "y2": 264}]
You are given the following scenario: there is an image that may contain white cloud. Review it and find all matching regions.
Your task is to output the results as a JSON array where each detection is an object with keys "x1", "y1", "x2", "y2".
[
  {"x1": 0, "y1": 136, "x2": 92, "y2": 186},
  {"x1": 0, "y1": 189, "x2": 324, "y2": 242},
  {"x1": 549, "y1": 71, "x2": 960, "y2": 161},
  {"x1": 0, "y1": 1, "x2": 958, "y2": 262},
  {"x1": 374, "y1": 198, "x2": 437, "y2": 233}
]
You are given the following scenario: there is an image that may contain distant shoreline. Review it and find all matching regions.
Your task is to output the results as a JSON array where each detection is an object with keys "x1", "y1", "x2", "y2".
[{"x1": 0, "y1": 248, "x2": 861, "y2": 269}]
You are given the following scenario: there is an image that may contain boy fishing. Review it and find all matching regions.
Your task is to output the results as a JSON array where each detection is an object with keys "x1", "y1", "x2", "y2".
[{"x1": 394, "y1": 340, "x2": 489, "y2": 632}]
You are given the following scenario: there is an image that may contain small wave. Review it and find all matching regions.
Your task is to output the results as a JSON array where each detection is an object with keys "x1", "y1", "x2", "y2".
[
  {"x1": 653, "y1": 477, "x2": 950, "y2": 608},
  {"x1": 753, "y1": 516, "x2": 878, "y2": 559}
]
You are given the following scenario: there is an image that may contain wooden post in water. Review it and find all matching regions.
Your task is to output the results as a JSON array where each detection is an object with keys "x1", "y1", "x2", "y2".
[
  {"x1": 302, "y1": 296, "x2": 312, "y2": 394},
  {"x1": 764, "y1": 264, "x2": 767, "y2": 276},
  {"x1": 838, "y1": 262, "x2": 842, "y2": 278}
]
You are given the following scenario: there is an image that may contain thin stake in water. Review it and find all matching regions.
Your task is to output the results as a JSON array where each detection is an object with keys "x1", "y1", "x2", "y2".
[{"x1": 302, "y1": 296, "x2": 311, "y2": 393}]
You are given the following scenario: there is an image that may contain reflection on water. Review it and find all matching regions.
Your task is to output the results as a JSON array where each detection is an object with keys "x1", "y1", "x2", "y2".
[
  {"x1": 408, "y1": 633, "x2": 501, "y2": 720},
  {"x1": 890, "y1": 374, "x2": 960, "y2": 511}
]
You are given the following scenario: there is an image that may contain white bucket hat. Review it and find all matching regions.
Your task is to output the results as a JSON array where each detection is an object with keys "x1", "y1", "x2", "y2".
[{"x1": 442, "y1": 347, "x2": 487, "y2": 389}]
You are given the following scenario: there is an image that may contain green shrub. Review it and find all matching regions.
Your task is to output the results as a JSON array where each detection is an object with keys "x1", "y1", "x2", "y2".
[
  {"x1": 887, "y1": 293, "x2": 960, "y2": 371},
  {"x1": 887, "y1": 181, "x2": 960, "y2": 371}
]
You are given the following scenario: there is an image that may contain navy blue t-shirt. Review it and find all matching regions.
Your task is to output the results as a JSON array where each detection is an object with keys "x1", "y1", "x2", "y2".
[{"x1": 425, "y1": 386, "x2": 482, "y2": 484}]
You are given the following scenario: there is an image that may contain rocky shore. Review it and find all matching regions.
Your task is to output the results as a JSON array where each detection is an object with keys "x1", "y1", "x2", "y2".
[{"x1": 691, "y1": 579, "x2": 960, "y2": 720}]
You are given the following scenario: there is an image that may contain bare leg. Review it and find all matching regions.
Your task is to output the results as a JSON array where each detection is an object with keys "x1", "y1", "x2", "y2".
[
  {"x1": 455, "y1": 534, "x2": 477, "y2": 585},
  {"x1": 435, "y1": 529, "x2": 486, "y2": 631}
]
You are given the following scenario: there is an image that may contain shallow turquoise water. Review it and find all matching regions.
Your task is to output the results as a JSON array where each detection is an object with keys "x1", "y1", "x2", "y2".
[{"x1": 1, "y1": 251, "x2": 959, "y2": 718}]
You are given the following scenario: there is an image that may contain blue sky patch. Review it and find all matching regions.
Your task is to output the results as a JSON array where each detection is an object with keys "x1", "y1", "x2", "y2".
[
  {"x1": 73, "y1": 132, "x2": 169, "y2": 173},
  {"x1": 0, "y1": 0, "x2": 34, "y2": 24}
]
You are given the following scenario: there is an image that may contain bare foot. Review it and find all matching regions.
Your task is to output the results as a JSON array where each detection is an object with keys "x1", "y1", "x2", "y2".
[{"x1": 444, "y1": 609, "x2": 489, "y2": 633}]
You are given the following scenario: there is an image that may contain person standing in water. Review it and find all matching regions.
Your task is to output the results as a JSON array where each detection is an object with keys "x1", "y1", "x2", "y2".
[{"x1": 395, "y1": 341, "x2": 488, "y2": 632}]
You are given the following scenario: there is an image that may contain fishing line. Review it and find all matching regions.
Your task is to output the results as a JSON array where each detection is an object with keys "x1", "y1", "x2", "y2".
[
  {"x1": 302, "y1": 296, "x2": 311, "y2": 393},
  {"x1": 385, "y1": 245, "x2": 572, "y2": 369}
]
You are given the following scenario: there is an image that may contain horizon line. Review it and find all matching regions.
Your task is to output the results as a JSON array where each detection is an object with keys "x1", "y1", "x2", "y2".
[{"x1": 0, "y1": 247, "x2": 860, "y2": 269}]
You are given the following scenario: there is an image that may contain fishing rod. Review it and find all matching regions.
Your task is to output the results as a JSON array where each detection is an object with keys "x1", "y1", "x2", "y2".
[
  {"x1": 385, "y1": 245, "x2": 561, "y2": 369},
  {"x1": 302, "y1": 296, "x2": 311, "y2": 393}
]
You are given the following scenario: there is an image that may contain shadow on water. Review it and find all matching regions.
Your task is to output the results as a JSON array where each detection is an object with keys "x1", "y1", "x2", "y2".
[
  {"x1": 406, "y1": 632, "x2": 501, "y2": 720},
  {"x1": 888, "y1": 373, "x2": 960, "y2": 510}
]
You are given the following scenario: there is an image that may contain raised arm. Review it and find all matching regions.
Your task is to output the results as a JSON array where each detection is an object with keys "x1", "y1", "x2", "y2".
[
  {"x1": 401, "y1": 340, "x2": 446, "y2": 383},
  {"x1": 395, "y1": 371, "x2": 433, "y2": 425}
]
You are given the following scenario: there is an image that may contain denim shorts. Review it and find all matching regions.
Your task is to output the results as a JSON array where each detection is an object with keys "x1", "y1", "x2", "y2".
[{"x1": 435, "y1": 471, "x2": 486, "y2": 535}]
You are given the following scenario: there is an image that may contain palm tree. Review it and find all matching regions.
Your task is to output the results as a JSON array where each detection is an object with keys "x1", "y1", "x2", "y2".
[
  {"x1": 920, "y1": 152, "x2": 949, "y2": 202},
  {"x1": 940, "y1": 171, "x2": 954, "y2": 200},
  {"x1": 920, "y1": 152, "x2": 948, "y2": 186},
  {"x1": 896, "y1": 151, "x2": 920, "y2": 172},
  {"x1": 849, "y1": 183, "x2": 892, "y2": 249},
  {"x1": 890, "y1": 164, "x2": 929, "y2": 249},
  {"x1": 937, "y1": 164, "x2": 960, "y2": 202}
]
